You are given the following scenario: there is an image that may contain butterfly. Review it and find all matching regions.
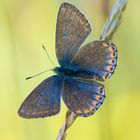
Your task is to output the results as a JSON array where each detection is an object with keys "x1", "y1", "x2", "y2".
[{"x1": 18, "y1": 3, "x2": 117, "y2": 118}]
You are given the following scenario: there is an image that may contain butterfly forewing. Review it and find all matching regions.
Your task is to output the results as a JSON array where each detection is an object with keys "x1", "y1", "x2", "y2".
[
  {"x1": 56, "y1": 3, "x2": 91, "y2": 66},
  {"x1": 62, "y1": 78, "x2": 105, "y2": 117},
  {"x1": 71, "y1": 40, "x2": 117, "y2": 81},
  {"x1": 18, "y1": 76, "x2": 63, "y2": 118}
]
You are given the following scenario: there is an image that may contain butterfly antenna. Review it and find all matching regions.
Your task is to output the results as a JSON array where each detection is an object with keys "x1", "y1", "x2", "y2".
[
  {"x1": 26, "y1": 69, "x2": 52, "y2": 80},
  {"x1": 42, "y1": 45, "x2": 55, "y2": 67}
]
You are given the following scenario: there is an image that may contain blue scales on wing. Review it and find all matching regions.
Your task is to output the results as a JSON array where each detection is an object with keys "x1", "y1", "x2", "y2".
[
  {"x1": 18, "y1": 76, "x2": 63, "y2": 118},
  {"x1": 70, "y1": 40, "x2": 118, "y2": 81},
  {"x1": 56, "y1": 3, "x2": 91, "y2": 66},
  {"x1": 62, "y1": 78, "x2": 105, "y2": 117}
]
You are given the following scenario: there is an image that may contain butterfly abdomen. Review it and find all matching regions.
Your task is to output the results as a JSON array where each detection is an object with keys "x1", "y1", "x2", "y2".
[{"x1": 54, "y1": 67, "x2": 98, "y2": 79}]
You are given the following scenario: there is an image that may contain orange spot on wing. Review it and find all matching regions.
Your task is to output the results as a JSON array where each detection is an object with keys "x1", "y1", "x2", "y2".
[
  {"x1": 75, "y1": 109, "x2": 82, "y2": 114},
  {"x1": 106, "y1": 66, "x2": 113, "y2": 72},
  {"x1": 84, "y1": 109, "x2": 90, "y2": 114},
  {"x1": 108, "y1": 46, "x2": 114, "y2": 52},
  {"x1": 110, "y1": 52, "x2": 117, "y2": 58},
  {"x1": 84, "y1": 105, "x2": 95, "y2": 114},
  {"x1": 92, "y1": 101, "x2": 98, "y2": 107},
  {"x1": 88, "y1": 105, "x2": 95, "y2": 112},
  {"x1": 108, "y1": 59, "x2": 113, "y2": 65},
  {"x1": 96, "y1": 95, "x2": 102, "y2": 101}
]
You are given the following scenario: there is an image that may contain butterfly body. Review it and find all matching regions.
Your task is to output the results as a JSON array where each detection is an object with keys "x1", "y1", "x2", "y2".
[
  {"x1": 18, "y1": 3, "x2": 117, "y2": 118},
  {"x1": 53, "y1": 66, "x2": 98, "y2": 80}
]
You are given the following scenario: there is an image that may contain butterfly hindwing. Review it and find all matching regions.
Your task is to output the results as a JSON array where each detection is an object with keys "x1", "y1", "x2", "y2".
[
  {"x1": 71, "y1": 40, "x2": 117, "y2": 81},
  {"x1": 18, "y1": 76, "x2": 63, "y2": 118},
  {"x1": 62, "y1": 78, "x2": 105, "y2": 117},
  {"x1": 56, "y1": 3, "x2": 91, "y2": 66}
]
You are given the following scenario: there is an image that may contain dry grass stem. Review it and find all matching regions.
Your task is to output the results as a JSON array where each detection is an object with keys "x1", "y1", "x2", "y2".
[{"x1": 56, "y1": 0, "x2": 128, "y2": 139}]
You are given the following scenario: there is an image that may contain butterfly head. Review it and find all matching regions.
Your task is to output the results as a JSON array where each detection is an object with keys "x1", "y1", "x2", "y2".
[{"x1": 53, "y1": 67, "x2": 60, "y2": 74}]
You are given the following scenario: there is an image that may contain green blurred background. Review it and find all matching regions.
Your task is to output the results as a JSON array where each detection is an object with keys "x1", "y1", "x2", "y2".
[{"x1": 0, "y1": 0, "x2": 140, "y2": 140}]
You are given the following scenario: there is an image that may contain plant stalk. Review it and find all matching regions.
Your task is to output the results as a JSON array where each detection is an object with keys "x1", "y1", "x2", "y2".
[{"x1": 56, "y1": 0, "x2": 128, "y2": 139}]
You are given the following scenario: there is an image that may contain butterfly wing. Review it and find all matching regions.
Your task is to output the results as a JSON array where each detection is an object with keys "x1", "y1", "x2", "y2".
[
  {"x1": 70, "y1": 40, "x2": 117, "y2": 81},
  {"x1": 56, "y1": 3, "x2": 91, "y2": 66},
  {"x1": 62, "y1": 78, "x2": 105, "y2": 117},
  {"x1": 18, "y1": 76, "x2": 63, "y2": 118}
]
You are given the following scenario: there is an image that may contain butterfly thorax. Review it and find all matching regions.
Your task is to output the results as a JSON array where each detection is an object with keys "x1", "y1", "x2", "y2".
[{"x1": 54, "y1": 67, "x2": 98, "y2": 79}]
